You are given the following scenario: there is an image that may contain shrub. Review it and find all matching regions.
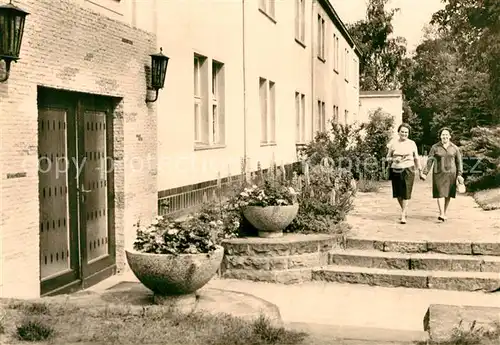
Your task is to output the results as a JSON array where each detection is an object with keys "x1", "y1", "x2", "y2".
[
  {"x1": 299, "y1": 111, "x2": 394, "y2": 182},
  {"x1": 16, "y1": 318, "x2": 54, "y2": 341},
  {"x1": 460, "y1": 126, "x2": 500, "y2": 192},
  {"x1": 359, "y1": 109, "x2": 395, "y2": 180},
  {"x1": 286, "y1": 161, "x2": 356, "y2": 234}
]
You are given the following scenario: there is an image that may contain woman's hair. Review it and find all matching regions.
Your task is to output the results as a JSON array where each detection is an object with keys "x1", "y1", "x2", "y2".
[
  {"x1": 438, "y1": 127, "x2": 453, "y2": 137},
  {"x1": 397, "y1": 123, "x2": 411, "y2": 135}
]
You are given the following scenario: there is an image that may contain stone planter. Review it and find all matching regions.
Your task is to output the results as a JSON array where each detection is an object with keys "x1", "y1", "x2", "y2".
[
  {"x1": 242, "y1": 204, "x2": 299, "y2": 238},
  {"x1": 125, "y1": 245, "x2": 224, "y2": 297}
]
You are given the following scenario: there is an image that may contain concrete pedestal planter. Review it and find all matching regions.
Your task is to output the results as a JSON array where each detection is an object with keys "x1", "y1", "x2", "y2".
[
  {"x1": 125, "y1": 245, "x2": 224, "y2": 298},
  {"x1": 242, "y1": 204, "x2": 299, "y2": 238}
]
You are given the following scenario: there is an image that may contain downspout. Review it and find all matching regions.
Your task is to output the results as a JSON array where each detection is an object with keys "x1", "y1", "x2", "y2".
[
  {"x1": 310, "y1": 0, "x2": 315, "y2": 140},
  {"x1": 242, "y1": 0, "x2": 248, "y2": 175}
]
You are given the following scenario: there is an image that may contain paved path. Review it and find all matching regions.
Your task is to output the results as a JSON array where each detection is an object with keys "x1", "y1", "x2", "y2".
[{"x1": 348, "y1": 178, "x2": 500, "y2": 242}]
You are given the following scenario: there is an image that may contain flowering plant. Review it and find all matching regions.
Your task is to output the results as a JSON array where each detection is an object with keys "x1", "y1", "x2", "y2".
[
  {"x1": 235, "y1": 180, "x2": 298, "y2": 207},
  {"x1": 133, "y1": 204, "x2": 239, "y2": 255}
]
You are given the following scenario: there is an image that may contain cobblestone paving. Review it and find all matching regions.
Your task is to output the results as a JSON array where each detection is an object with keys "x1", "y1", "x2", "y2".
[{"x1": 348, "y1": 178, "x2": 500, "y2": 242}]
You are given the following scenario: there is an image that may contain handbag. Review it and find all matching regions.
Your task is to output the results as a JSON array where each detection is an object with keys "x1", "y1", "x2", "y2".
[{"x1": 457, "y1": 177, "x2": 466, "y2": 193}]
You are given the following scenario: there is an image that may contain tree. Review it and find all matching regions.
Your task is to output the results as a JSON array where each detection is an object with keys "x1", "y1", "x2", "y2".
[
  {"x1": 348, "y1": 0, "x2": 408, "y2": 91},
  {"x1": 431, "y1": 0, "x2": 500, "y2": 123},
  {"x1": 401, "y1": 33, "x2": 460, "y2": 147}
]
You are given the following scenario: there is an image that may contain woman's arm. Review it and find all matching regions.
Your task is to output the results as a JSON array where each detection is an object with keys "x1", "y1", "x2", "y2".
[
  {"x1": 386, "y1": 142, "x2": 394, "y2": 164},
  {"x1": 422, "y1": 145, "x2": 435, "y2": 175},
  {"x1": 455, "y1": 145, "x2": 464, "y2": 177},
  {"x1": 412, "y1": 141, "x2": 422, "y2": 171}
]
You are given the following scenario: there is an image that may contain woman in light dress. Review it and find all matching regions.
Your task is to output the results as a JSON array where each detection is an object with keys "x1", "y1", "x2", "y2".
[{"x1": 386, "y1": 123, "x2": 424, "y2": 224}]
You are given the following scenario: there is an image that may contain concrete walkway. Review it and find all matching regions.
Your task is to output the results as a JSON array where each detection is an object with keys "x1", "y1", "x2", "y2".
[
  {"x1": 348, "y1": 178, "x2": 500, "y2": 242},
  {"x1": 91, "y1": 271, "x2": 499, "y2": 341}
]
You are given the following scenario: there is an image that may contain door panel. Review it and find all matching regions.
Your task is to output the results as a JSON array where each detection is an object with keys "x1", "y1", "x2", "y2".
[
  {"x1": 38, "y1": 109, "x2": 72, "y2": 279},
  {"x1": 78, "y1": 99, "x2": 116, "y2": 284},
  {"x1": 82, "y1": 111, "x2": 109, "y2": 262}
]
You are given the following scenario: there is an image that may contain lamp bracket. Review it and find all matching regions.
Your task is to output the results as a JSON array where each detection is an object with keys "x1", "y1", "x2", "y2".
[
  {"x1": 145, "y1": 89, "x2": 159, "y2": 103},
  {"x1": 0, "y1": 59, "x2": 14, "y2": 83}
]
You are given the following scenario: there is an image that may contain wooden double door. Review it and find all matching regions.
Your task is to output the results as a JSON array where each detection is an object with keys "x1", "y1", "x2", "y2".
[{"x1": 37, "y1": 87, "x2": 116, "y2": 296}]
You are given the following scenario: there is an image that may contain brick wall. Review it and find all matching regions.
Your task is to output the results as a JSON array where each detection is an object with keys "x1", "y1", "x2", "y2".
[{"x1": 0, "y1": 0, "x2": 157, "y2": 298}]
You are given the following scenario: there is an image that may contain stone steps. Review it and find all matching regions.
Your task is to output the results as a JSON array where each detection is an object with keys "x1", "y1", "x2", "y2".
[
  {"x1": 221, "y1": 235, "x2": 500, "y2": 291},
  {"x1": 314, "y1": 238, "x2": 500, "y2": 291},
  {"x1": 329, "y1": 249, "x2": 500, "y2": 272},
  {"x1": 312, "y1": 265, "x2": 500, "y2": 292},
  {"x1": 344, "y1": 238, "x2": 500, "y2": 256}
]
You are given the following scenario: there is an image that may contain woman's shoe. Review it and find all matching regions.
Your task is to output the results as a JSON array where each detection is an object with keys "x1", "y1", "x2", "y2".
[
  {"x1": 438, "y1": 216, "x2": 446, "y2": 222},
  {"x1": 400, "y1": 216, "x2": 407, "y2": 224}
]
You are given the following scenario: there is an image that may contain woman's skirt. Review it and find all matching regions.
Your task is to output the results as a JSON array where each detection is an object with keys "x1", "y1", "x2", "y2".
[
  {"x1": 389, "y1": 167, "x2": 415, "y2": 200},
  {"x1": 432, "y1": 171, "x2": 457, "y2": 198}
]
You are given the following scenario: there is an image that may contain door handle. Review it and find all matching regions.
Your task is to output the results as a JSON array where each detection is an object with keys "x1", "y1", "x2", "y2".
[{"x1": 78, "y1": 184, "x2": 92, "y2": 194}]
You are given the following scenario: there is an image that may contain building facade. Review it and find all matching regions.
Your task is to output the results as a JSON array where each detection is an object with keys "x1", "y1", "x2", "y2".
[
  {"x1": 0, "y1": 0, "x2": 359, "y2": 298},
  {"x1": 156, "y1": 0, "x2": 361, "y2": 215},
  {"x1": 0, "y1": 0, "x2": 157, "y2": 298},
  {"x1": 358, "y1": 90, "x2": 404, "y2": 136}
]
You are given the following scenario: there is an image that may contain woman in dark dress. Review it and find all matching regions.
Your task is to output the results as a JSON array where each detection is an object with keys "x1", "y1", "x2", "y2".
[{"x1": 421, "y1": 127, "x2": 464, "y2": 221}]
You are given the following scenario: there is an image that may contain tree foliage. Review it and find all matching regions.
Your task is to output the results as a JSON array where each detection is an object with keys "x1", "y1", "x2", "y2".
[
  {"x1": 347, "y1": 0, "x2": 407, "y2": 91},
  {"x1": 400, "y1": 0, "x2": 500, "y2": 189},
  {"x1": 430, "y1": 0, "x2": 500, "y2": 123}
]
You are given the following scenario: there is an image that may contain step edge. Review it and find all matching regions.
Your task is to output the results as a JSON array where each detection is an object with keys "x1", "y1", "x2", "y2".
[{"x1": 313, "y1": 264, "x2": 500, "y2": 278}]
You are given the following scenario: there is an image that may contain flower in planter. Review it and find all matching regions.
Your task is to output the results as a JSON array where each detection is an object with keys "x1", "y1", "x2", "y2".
[
  {"x1": 235, "y1": 181, "x2": 298, "y2": 208},
  {"x1": 132, "y1": 199, "x2": 242, "y2": 254}
]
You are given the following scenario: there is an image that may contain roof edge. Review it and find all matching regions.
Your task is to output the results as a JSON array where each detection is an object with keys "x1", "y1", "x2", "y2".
[
  {"x1": 317, "y1": 0, "x2": 362, "y2": 59},
  {"x1": 360, "y1": 90, "x2": 403, "y2": 96}
]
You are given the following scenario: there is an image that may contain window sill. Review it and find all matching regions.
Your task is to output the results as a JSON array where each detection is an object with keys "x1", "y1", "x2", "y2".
[
  {"x1": 317, "y1": 56, "x2": 326, "y2": 63},
  {"x1": 295, "y1": 142, "x2": 307, "y2": 147},
  {"x1": 258, "y1": 8, "x2": 277, "y2": 24},
  {"x1": 295, "y1": 38, "x2": 306, "y2": 48},
  {"x1": 260, "y1": 142, "x2": 277, "y2": 147},
  {"x1": 194, "y1": 144, "x2": 226, "y2": 151}
]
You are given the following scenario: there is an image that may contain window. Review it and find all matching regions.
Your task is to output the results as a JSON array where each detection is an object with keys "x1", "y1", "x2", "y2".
[
  {"x1": 194, "y1": 54, "x2": 225, "y2": 147},
  {"x1": 316, "y1": 100, "x2": 326, "y2": 133},
  {"x1": 333, "y1": 34, "x2": 339, "y2": 72},
  {"x1": 194, "y1": 54, "x2": 207, "y2": 144},
  {"x1": 295, "y1": 92, "x2": 306, "y2": 143},
  {"x1": 260, "y1": 78, "x2": 276, "y2": 144},
  {"x1": 333, "y1": 105, "x2": 339, "y2": 123},
  {"x1": 259, "y1": 0, "x2": 275, "y2": 20},
  {"x1": 344, "y1": 109, "x2": 349, "y2": 124},
  {"x1": 295, "y1": 0, "x2": 305, "y2": 44},
  {"x1": 317, "y1": 14, "x2": 325, "y2": 61},
  {"x1": 211, "y1": 60, "x2": 225, "y2": 145},
  {"x1": 345, "y1": 48, "x2": 349, "y2": 82}
]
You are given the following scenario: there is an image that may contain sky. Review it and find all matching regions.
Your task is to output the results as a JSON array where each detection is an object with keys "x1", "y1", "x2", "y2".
[{"x1": 330, "y1": 0, "x2": 446, "y2": 52}]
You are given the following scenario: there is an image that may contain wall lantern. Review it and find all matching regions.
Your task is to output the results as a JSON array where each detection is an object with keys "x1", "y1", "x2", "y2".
[
  {"x1": 145, "y1": 47, "x2": 169, "y2": 103},
  {"x1": 0, "y1": 0, "x2": 29, "y2": 82}
]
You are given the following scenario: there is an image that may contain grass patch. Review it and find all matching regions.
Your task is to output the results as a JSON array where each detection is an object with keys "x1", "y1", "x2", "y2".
[
  {"x1": 417, "y1": 320, "x2": 500, "y2": 345},
  {"x1": 16, "y1": 317, "x2": 55, "y2": 341},
  {"x1": 0, "y1": 298, "x2": 308, "y2": 345},
  {"x1": 473, "y1": 188, "x2": 500, "y2": 211},
  {"x1": 356, "y1": 178, "x2": 381, "y2": 193}
]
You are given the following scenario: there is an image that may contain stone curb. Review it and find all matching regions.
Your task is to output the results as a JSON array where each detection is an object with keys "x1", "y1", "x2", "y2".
[{"x1": 424, "y1": 304, "x2": 500, "y2": 342}]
